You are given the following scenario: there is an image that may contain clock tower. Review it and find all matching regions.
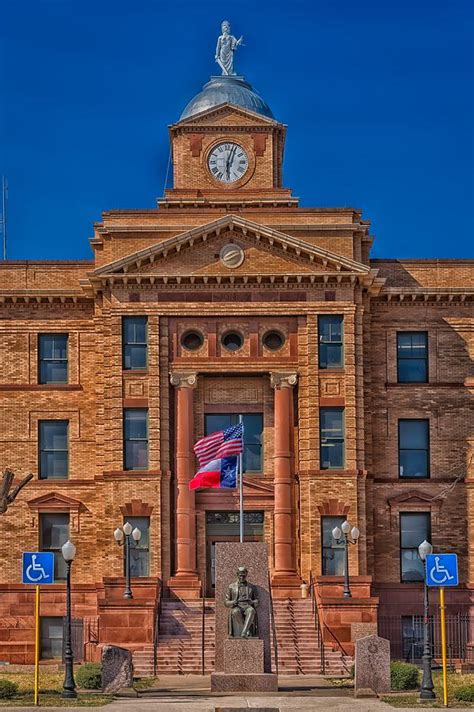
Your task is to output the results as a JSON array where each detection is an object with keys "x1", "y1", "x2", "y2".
[{"x1": 163, "y1": 74, "x2": 297, "y2": 208}]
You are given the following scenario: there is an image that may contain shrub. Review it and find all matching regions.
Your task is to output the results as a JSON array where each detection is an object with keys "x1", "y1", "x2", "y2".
[
  {"x1": 0, "y1": 679, "x2": 18, "y2": 699},
  {"x1": 390, "y1": 661, "x2": 420, "y2": 690},
  {"x1": 75, "y1": 662, "x2": 102, "y2": 690},
  {"x1": 454, "y1": 685, "x2": 474, "y2": 702}
]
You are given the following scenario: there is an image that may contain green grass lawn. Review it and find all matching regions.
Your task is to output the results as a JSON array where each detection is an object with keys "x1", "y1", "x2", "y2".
[
  {"x1": 382, "y1": 671, "x2": 474, "y2": 708},
  {"x1": 0, "y1": 669, "x2": 112, "y2": 707}
]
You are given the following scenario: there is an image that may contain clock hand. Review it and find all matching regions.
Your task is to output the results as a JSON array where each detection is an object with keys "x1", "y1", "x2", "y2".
[{"x1": 227, "y1": 146, "x2": 237, "y2": 179}]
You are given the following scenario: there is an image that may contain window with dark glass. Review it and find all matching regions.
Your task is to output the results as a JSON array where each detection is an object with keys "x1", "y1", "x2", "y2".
[
  {"x1": 39, "y1": 421, "x2": 69, "y2": 479},
  {"x1": 123, "y1": 409, "x2": 148, "y2": 470},
  {"x1": 320, "y1": 408, "x2": 345, "y2": 469},
  {"x1": 399, "y1": 419, "x2": 430, "y2": 478},
  {"x1": 38, "y1": 334, "x2": 68, "y2": 384},
  {"x1": 125, "y1": 516, "x2": 150, "y2": 577},
  {"x1": 321, "y1": 515, "x2": 345, "y2": 575},
  {"x1": 318, "y1": 315, "x2": 343, "y2": 369},
  {"x1": 40, "y1": 617, "x2": 63, "y2": 659},
  {"x1": 122, "y1": 317, "x2": 148, "y2": 370},
  {"x1": 40, "y1": 513, "x2": 69, "y2": 581},
  {"x1": 204, "y1": 414, "x2": 263, "y2": 472},
  {"x1": 400, "y1": 512, "x2": 430, "y2": 582},
  {"x1": 397, "y1": 332, "x2": 428, "y2": 383}
]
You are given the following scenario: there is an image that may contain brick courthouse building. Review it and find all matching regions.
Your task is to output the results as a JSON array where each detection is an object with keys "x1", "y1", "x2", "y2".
[{"x1": 0, "y1": 67, "x2": 473, "y2": 672}]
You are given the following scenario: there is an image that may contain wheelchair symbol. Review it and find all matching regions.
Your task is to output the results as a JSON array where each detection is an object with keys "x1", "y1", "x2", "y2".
[
  {"x1": 25, "y1": 555, "x2": 50, "y2": 583},
  {"x1": 429, "y1": 556, "x2": 455, "y2": 585}
]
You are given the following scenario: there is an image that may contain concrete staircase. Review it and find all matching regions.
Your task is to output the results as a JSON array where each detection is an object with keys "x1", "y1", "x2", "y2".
[
  {"x1": 272, "y1": 598, "x2": 352, "y2": 676},
  {"x1": 133, "y1": 596, "x2": 351, "y2": 677},
  {"x1": 155, "y1": 599, "x2": 215, "y2": 675}
]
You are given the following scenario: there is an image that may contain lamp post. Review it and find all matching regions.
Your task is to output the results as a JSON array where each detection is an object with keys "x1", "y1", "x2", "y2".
[
  {"x1": 114, "y1": 522, "x2": 142, "y2": 599},
  {"x1": 418, "y1": 539, "x2": 435, "y2": 701},
  {"x1": 61, "y1": 540, "x2": 77, "y2": 700},
  {"x1": 332, "y1": 520, "x2": 360, "y2": 598}
]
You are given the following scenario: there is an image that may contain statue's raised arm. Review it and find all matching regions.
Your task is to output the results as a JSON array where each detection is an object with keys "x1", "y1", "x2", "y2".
[{"x1": 215, "y1": 20, "x2": 243, "y2": 76}]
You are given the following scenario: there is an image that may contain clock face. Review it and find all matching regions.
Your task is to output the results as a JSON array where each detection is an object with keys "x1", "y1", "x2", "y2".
[{"x1": 207, "y1": 142, "x2": 249, "y2": 183}]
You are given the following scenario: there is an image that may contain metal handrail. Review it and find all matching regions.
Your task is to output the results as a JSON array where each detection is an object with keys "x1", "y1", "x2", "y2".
[
  {"x1": 309, "y1": 571, "x2": 326, "y2": 674},
  {"x1": 268, "y1": 572, "x2": 279, "y2": 675},
  {"x1": 309, "y1": 571, "x2": 351, "y2": 671},
  {"x1": 153, "y1": 578, "x2": 163, "y2": 677},
  {"x1": 201, "y1": 570, "x2": 206, "y2": 676}
]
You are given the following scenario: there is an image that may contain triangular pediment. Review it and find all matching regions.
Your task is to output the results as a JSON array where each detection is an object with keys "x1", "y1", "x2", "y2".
[
  {"x1": 171, "y1": 103, "x2": 281, "y2": 128},
  {"x1": 27, "y1": 491, "x2": 86, "y2": 512},
  {"x1": 91, "y1": 215, "x2": 371, "y2": 280},
  {"x1": 387, "y1": 490, "x2": 436, "y2": 508}
]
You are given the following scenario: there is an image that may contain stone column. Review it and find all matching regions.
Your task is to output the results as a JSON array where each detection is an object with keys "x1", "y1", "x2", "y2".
[
  {"x1": 270, "y1": 372, "x2": 300, "y2": 594},
  {"x1": 167, "y1": 372, "x2": 201, "y2": 598}
]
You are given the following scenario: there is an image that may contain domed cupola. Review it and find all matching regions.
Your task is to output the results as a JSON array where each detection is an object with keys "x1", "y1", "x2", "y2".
[{"x1": 180, "y1": 75, "x2": 274, "y2": 120}]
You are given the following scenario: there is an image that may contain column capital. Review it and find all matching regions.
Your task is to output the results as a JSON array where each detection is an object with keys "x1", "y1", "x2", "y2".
[
  {"x1": 270, "y1": 372, "x2": 298, "y2": 389},
  {"x1": 170, "y1": 371, "x2": 198, "y2": 389}
]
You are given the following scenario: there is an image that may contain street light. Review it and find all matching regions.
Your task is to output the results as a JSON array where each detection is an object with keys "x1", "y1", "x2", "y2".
[
  {"x1": 114, "y1": 522, "x2": 142, "y2": 599},
  {"x1": 61, "y1": 540, "x2": 77, "y2": 699},
  {"x1": 332, "y1": 521, "x2": 360, "y2": 598},
  {"x1": 418, "y1": 539, "x2": 435, "y2": 701}
]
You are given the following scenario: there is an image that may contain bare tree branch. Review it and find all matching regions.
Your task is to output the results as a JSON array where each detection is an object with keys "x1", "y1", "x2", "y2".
[{"x1": 0, "y1": 469, "x2": 34, "y2": 514}]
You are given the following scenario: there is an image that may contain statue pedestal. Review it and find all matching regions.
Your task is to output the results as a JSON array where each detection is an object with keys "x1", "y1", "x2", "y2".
[{"x1": 210, "y1": 542, "x2": 278, "y2": 692}]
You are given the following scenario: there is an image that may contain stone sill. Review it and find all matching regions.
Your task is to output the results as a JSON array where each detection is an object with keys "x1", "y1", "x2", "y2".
[{"x1": 0, "y1": 384, "x2": 83, "y2": 391}]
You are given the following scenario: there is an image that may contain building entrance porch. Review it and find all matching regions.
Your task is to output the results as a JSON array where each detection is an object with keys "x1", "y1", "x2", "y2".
[{"x1": 205, "y1": 511, "x2": 264, "y2": 597}]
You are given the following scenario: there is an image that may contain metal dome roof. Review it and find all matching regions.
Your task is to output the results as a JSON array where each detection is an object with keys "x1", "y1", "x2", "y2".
[{"x1": 180, "y1": 75, "x2": 274, "y2": 120}]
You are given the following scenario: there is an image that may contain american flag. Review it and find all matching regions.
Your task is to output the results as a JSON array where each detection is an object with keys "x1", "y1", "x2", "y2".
[{"x1": 194, "y1": 422, "x2": 244, "y2": 467}]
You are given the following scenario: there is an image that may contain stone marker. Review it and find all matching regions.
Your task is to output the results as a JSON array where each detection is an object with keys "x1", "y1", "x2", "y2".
[
  {"x1": 354, "y1": 634, "x2": 391, "y2": 696},
  {"x1": 101, "y1": 644, "x2": 133, "y2": 693}
]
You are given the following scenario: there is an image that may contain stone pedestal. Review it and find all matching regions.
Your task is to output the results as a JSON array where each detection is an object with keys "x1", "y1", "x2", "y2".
[{"x1": 210, "y1": 542, "x2": 278, "y2": 692}]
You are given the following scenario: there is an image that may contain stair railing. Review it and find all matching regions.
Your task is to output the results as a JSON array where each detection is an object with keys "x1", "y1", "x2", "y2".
[
  {"x1": 201, "y1": 568, "x2": 206, "y2": 676},
  {"x1": 153, "y1": 578, "x2": 163, "y2": 677},
  {"x1": 268, "y1": 572, "x2": 279, "y2": 676},
  {"x1": 309, "y1": 571, "x2": 352, "y2": 674},
  {"x1": 309, "y1": 571, "x2": 326, "y2": 674}
]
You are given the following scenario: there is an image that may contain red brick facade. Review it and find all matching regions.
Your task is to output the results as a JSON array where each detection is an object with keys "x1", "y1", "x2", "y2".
[{"x1": 0, "y1": 101, "x2": 473, "y2": 664}]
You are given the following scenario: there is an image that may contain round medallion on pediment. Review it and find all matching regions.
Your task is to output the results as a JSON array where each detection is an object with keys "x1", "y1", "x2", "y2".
[{"x1": 220, "y1": 243, "x2": 245, "y2": 269}]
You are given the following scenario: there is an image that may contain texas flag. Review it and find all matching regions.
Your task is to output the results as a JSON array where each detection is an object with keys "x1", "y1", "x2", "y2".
[{"x1": 189, "y1": 455, "x2": 238, "y2": 490}]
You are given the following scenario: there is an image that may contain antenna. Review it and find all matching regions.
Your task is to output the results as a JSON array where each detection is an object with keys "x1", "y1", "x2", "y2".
[{"x1": 1, "y1": 176, "x2": 7, "y2": 260}]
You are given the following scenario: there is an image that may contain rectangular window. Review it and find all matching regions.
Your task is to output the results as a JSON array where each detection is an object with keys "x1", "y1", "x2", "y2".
[
  {"x1": 320, "y1": 408, "x2": 345, "y2": 469},
  {"x1": 318, "y1": 315, "x2": 344, "y2": 369},
  {"x1": 122, "y1": 317, "x2": 148, "y2": 370},
  {"x1": 399, "y1": 419, "x2": 430, "y2": 478},
  {"x1": 321, "y1": 516, "x2": 346, "y2": 575},
  {"x1": 123, "y1": 409, "x2": 148, "y2": 470},
  {"x1": 38, "y1": 334, "x2": 68, "y2": 384},
  {"x1": 397, "y1": 332, "x2": 428, "y2": 383},
  {"x1": 400, "y1": 512, "x2": 430, "y2": 582},
  {"x1": 40, "y1": 513, "x2": 69, "y2": 581},
  {"x1": 125, "y1": 516, "x2": 150, "y2": 577},
  {"x1": 204, "y1": 414, "x2": 263, "y2": 472},
  {"x1": 40, "y1": 616, "x2": 63, "y2": 660},
  {"x1": 39, "y1": 421, "x2": 69, "y2": 480}
]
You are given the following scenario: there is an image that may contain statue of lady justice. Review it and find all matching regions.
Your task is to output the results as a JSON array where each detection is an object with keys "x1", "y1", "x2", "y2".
[{"x1": 215, "y1": 20, "x2": 243, "y2": 76}]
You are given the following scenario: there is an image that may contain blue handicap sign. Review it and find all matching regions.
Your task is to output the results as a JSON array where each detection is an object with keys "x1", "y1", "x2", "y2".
[
  {"x1": 22, "y1": 552, "x2": 55, "y2": 584},
  {"x1": 426, "y1": 553, "x2": 458, "y2": 587}
]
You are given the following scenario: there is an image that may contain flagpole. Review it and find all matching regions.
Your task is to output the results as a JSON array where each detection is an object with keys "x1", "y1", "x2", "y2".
[{"x1": 239, "y1": 414, "x2": 244, "y2": 543}]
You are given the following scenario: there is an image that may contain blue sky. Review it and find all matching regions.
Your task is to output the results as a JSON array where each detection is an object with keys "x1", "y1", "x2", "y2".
[{"x1": 1, "y1": 0, "x2": 473, "y2": 260}]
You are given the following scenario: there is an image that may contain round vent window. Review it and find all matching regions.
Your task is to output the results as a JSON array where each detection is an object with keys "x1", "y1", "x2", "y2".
[
  {"x1": 181, "y1": 330, "x2": 204, "y2": 351},
  {"x1": 262, "y1": 330, "x2": 285, "y2": 351},
  {"x1": 221, "y1": 331, "x2": 244, "y2": 352}
]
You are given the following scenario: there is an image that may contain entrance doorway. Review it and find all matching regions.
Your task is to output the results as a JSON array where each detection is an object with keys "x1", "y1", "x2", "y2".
[{"x1": 205, "y1": 511, "x2": 264, "y2": 597}]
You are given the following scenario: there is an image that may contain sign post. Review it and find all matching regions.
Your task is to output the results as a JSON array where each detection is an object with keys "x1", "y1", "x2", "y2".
[
  {"x1": 22, "y1": 552, "x2": 55, "y2": 707},
  {"x1": 426, "y1": 553, "x2": 459, "y2": 708}
]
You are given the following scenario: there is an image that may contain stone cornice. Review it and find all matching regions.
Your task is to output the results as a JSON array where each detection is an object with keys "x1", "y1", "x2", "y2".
[{"x1": 373, "y1": 288, "x2": 474, "y2": 304}]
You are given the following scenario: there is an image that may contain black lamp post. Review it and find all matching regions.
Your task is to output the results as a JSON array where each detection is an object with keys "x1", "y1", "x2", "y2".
[
  {"x1": 332, "y1": 520, "x2": 360, "y2": 598},
  {"x1": 418, "y1": 539, "x2": 435, "y2": 701},
  {"x1": 114, "y1": 522, "x2": 142, "y2": 599},
  {"x1": 61, "y1": 540, "x2": 77, "y2": 699}
]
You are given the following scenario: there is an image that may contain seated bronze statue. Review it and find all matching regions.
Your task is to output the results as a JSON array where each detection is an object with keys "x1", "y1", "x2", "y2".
[{"x1": 225, "y1": 566, "x2": 259, "y2": 638}]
